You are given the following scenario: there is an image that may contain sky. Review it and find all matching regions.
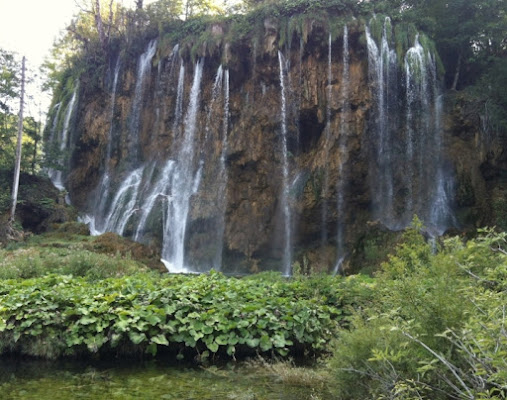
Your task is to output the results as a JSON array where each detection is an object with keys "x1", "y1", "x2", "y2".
[
  {"x1": 0, "y1": 0, "x2": 154, "y2": 117},
  {"x1": 0, "y1": 0, "x2": 79, "y2": 116},
  {"x1": 0, "y1": 0, "x2": 77, "y2": 69}
]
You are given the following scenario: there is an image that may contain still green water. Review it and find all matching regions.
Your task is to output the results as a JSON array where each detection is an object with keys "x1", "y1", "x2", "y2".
[{"x1": 0, "y1": 359, "x2": 332, "y2": 400}]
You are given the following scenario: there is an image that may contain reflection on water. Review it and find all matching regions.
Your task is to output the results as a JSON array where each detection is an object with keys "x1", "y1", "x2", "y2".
[{"x1": 0, "y1": 358, "x2": 332, "y2": 400}]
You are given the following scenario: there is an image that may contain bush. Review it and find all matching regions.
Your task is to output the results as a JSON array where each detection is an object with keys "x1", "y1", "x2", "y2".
[
  {"x1": 329, "y1": 226, "x2": 507, "y2": 399},
  {"x1": 0, "y1": 245, "x2": 145, "y2": 280},
  {"x1": 0, "y1": 271, "x2": 345, "y2": 360}
]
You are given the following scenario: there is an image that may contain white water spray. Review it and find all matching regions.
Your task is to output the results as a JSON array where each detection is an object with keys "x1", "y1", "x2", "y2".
[
  {"x1": 334, "y1": 25, "x2": 350, "y2": 274},
  {"x1": 161, "y1": 59, "x2": 204, "y2": 272},
  {"x1": 278, "y1": 51, "x2": 293, "y2": 276},
  {"x1": 50, "y1": 87, "x2": 78, "y2": 191}
]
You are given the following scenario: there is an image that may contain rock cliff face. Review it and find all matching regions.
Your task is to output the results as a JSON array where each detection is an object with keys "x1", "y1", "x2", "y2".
[{"x1": 45, "y1": 15, "x2": 507, "y2": 274}]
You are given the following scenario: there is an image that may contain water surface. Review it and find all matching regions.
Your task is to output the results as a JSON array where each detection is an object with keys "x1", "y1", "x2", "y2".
[{"x1": 0, "y1": 359, "x2": 331, "y2": 399}]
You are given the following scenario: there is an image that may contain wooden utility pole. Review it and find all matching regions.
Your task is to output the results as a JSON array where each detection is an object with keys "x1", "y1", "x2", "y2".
[{"x1": 9, "y1": 56, "x2": 26, "y2": 225}]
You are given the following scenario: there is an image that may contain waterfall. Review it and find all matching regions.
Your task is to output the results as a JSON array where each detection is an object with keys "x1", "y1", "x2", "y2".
[
  {"x1": 99, "y1": 166, "x2": 145, "y2": 235},
  {"x1": 405, "y1": 34, "x2": 429, "y2": 221},
  {"x1": 366, "y1": 17, "x2": 399, "y2": 228},
  {"x1": 404, "y1": 37, "x2": 455, "y2": 234},
  {"x1": 367, "y1": 17, "x2": 455, "y2": 234},
  {"x1": 168, "y1": 44, "x2": 179, "y2": 78},
  {"x1": 90, "y1": 57, "x2": 122, "y2": 234},
  {"x1": 47, "y1": 103, "x2": 61, "y2": 145},
  {"x1": 334, "y1": 25, "x2": 350, "y2": 274},
  {"x1": 153, "y1": 59, "x2": 163, "y2": 139},
  {"x1": 84, "y1": 42, "x2": 157, "y2": 236},
  {"x1": 204, "y1": 65, "x2": 224, "y2": 146},
  {"x1": 132, "y1": 160, "x2": 176, "y2": 242},
  {"x1": 428, "y1": 93, "x2": 455, "y2": 235},
  {"x1": 107, "y1": 57, "x2": 121, "y2": 164},
  {"x1": 154, "y1": 44, "x2": 180, "y2": 142},
  {"x1": 128, "y1": 39, "x2": 157, "y2": 162},
  {"x1": 213, "y1": 68, "x2": 230, "y2": 270},
  {"x1": 161, "y1": 59, "x2": 204, "y2": 273},
  {"x1": 45, "y1": 102, "x2": 61, "y2": 186},
  {"x1": 50, "y1": 87, "x2": 78, "y2": 191},
  {"x1": 278, "y1": 51, "x2": 293, "y2": 276},
  {"x1": 321, "y1": 33, "x2": 333, "y2": 247},
  {"x1": 190, "y1": 64, "x2": 227, "y2": 270},
  {"x1": 172, "y1": 62, "x2": 185, "y2": 138},
  {"x1": 204, "y1": 65, "x2": 229, "y2": 270}
]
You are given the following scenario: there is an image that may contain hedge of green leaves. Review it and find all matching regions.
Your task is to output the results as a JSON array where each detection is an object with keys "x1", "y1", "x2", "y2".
[{"x1": 0, "y1": 271, "x2": 364, "y2": 360}]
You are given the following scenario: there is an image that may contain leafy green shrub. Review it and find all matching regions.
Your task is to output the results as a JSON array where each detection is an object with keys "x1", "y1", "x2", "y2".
[
  {"x1": 0, "y1": 191, "x2": 10, "y2": 213},
  {"x1": 0, "y1": 271, "x2": 344, "y2": 360},
  {"x1": 329, "y1": 225, "x2": 507, "y2": 399}
]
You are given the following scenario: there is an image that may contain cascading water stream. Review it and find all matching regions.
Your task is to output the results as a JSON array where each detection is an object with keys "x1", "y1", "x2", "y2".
[
  {"x1": 213, "y1": 68, "x2": 230, "y2": 270},
  {"x1": 90, "y1": 56, "x2": 122, "y2": 234},
  {"x1": 428, "y1": 92, "x2": 455, "y2": 236},
  {"x1": 50, "y1": 87, "x2": 78, "y2": 191},
  {"x1": 99, "y1": 166, "x2": 145, "y2": 235},
  {"x1": 128, "y1": 39, "x2": 157, "y2": 163},
  {"x1": 366, "y1": 17, "x2": 455, "y2": 235},
  {"x1": 45, "y1": 102, "x2": 61, "y2": 188},
  {"x1": 153, "y1": 44, "x2": 180, "y2": 142},
  {"x1": 203, "y1": 65, "x2": 224, "y2": 146},
  {"x1": 334, "y1": 25, "x2": 350, "y2": 274},
  {"x1": 366, "y1": 18, "x2": 398, "y2": 228},
  {"x1": 106, "y1": 58, "x2": 121, "y2": 165},
  {"x1": 167, "y1": 44, "x2": 179, "y2": 79},
  {"x1": 84, "y1": 40, "x2": 157, "y2": 236},
  {"x1": 321, "y1": 33, "x2": 333, "y2": 247},
  {"x1": 172, "y1": 62, "x2": 185, "y2": 138},
  {"x1": 278, "y1": 51, "x2": 293, "y2": 276},
  {"x1": 405, "y1": 34, "x2": 431, "y2": 221},
  {"x1": 132, "y1": 160, "x2": 176, "y2": 242},
  {"x1": 152, "y1": 57, "x2": 164, "y2": 140},
  {"x1": 47, "y1": 103, "x2": 61, "y2": 145},
  {"x1": 406, "y1": 41, "x2": 455, "y2": 235},
  {"x1": 161, "y1": 59, "x2": 204, "y2": 273}
]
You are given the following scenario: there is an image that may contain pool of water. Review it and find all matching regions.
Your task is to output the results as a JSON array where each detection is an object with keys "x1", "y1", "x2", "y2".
[{"x1": 0, "y1": 359, "x2": 332, "y2": 399}]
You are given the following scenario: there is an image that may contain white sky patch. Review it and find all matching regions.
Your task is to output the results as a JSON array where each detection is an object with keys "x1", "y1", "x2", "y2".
[
  {"x1": 0, "y1": 0, "x2": 77, "y2": 68},
  {"x1": 0, "y1": 0, "x2": 157, "y2": 117},
  {"x1": 0, "y1": 0, "x2": 78, "y2": 116}
]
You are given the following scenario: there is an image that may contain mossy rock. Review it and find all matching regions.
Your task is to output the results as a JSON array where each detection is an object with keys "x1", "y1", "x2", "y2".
[
  {"x1": 0, "y1": 170, "x2": 77, "y2": 234},
  {"x1": 86, "y1": 232, "x2": 165, "y2": 272}
]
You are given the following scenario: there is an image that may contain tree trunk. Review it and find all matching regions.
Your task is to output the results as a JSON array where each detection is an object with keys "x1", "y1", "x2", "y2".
[
  {"x1": 94, "y1": 0, "x2": 107, "y2": 49},
  {"x1": 106, "y1": 0, "x2": 114, "y2": 42},
  {"x1": 9, "y1": 56, "x2": 25, "y2": 225}
]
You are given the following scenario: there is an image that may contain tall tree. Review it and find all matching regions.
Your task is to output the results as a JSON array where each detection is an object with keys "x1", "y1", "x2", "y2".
[
  {"x1": 9, "y1": 56, "x2": 25, "y2": 226},
  {"x1": 0, "y1": 49, "x2": 19, "y2": 113},
  {"x1": 0, "y1": 49, "x2": 20, "y2": 171}
]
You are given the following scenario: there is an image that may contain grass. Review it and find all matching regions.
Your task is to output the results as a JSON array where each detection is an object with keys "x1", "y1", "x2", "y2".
[{"x1": 0, "y1": 227, "x2": 158, "y2": 280}]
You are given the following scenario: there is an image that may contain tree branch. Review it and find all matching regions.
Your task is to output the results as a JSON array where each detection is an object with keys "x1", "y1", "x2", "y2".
[{"x1": 402, "y1": 331, "x2": 475, "y2": 400}]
